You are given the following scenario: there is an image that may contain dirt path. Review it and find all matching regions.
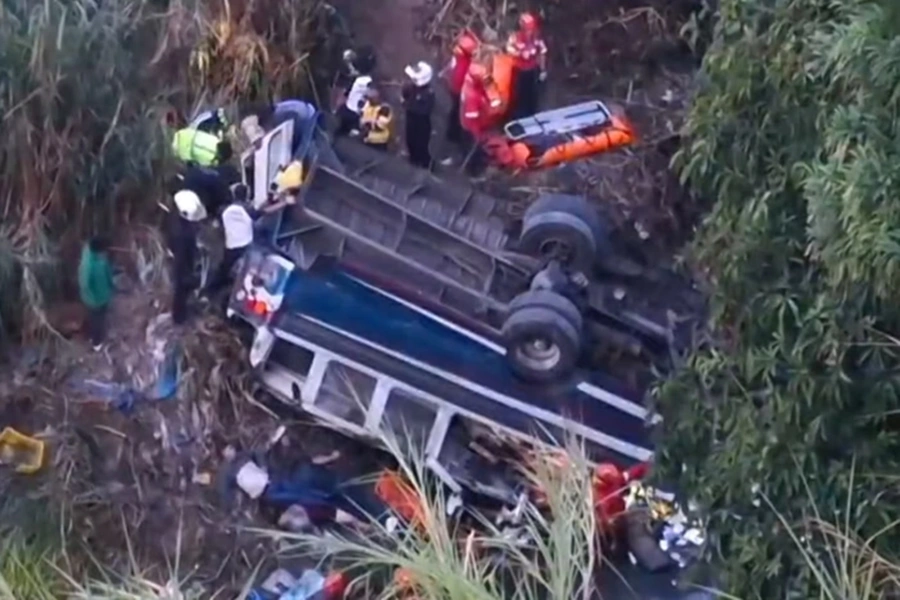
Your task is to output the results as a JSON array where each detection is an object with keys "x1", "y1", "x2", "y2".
[
  {"x1": 341, "y1": 0, "x2": 436, "y2": 76},
  {"x1": 335, "y1": 0, "x2": 450, "y2": 155}
]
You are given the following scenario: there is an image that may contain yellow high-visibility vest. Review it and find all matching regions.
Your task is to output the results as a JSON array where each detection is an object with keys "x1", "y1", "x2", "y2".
[
  {"x1": 360, "y1": 102, "x2": 393, "y2": 145},
  {"x1": 172, "y1": 128, "x2": 220, "y2": 166}
]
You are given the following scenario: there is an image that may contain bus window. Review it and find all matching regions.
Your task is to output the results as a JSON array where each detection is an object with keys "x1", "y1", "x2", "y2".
[
  {"x1": 316, "y1": 360, "x2": 375, "y2": 426},
  {"x1": 436, "y1": 415, "x2": 521, "y2": 502},
  {"x1": 381, "y1": 389, "x2": 437, "y2": 452}
]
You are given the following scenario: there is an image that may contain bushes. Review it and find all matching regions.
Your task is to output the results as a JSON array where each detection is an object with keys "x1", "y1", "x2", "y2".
[{"x1": 657, "y1": 0, "x2": 900, "y2": 596}]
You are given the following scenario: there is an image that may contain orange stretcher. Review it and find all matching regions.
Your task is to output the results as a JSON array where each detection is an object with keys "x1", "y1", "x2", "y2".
[
  {"x1": 477, "y1": 52, "x2": 636, "y2": 170},
  {"x1": 488, "y1": 100, "x2": 635, "y2": 170}
]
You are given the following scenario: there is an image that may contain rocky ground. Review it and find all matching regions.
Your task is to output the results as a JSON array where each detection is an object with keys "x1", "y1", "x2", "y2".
[{"x1": 0, "y1": 0, "x2": 702, "y2": 594}]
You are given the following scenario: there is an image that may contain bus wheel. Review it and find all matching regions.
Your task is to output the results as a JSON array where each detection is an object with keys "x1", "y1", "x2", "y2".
[
  {"x1": 502, "y1": 303, "x2": 582, "y2": 383},
  {"x1": 508, "y1": 289, "x2": 583, "y2": 331},
  {"x1": 518, "y1": 193, "x2": 609, "y2": 273}
]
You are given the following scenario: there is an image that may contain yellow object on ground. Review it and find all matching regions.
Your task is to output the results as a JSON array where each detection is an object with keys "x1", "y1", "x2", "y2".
[
  {"x1": 360, "y1": 101, "x2": 393, "y2": 145},
  {"x1": 0, "y1": 427, "x2": 45, "y2": 474},
  {"x1": 275, "y1": 161, "x2": 305, "y2": 192}
]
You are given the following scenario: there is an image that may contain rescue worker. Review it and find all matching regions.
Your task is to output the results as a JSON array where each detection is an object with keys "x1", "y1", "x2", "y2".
[
  {"x1": 401, "y1": 61, "x2": 436, "y2": 168},
  {"x1": 393, "y1": 568, "x2": 422, "y2": 600},
  {"x1": 440, "y1": 32, "x2": 479, "y2": 164},
  {"x1": 247, "y1": 99, "x2": 317, "y2": 153},
  {"x1": 459, "y1": 63, "x2": 500, "y2": 176},
  {"x1": 335, "y1": 47, "x2": 376, "y2": 137},
  {"x1": 176, "y1": 163, "x2": 238, "y2": 217},
  {"x1": 205, "y1": 182, "x2": 296, "y2": 298},
  {"x1": 358, "y1": 88, "x2": 394, "y2": 152},
  {"x1": 168, "y1": 190, "x2": 205, "y2": 324},
  {"x1": 505, "y1": 12, "x2": 548, "y2": 121},
  {"x1": 172, "y1": 127, "x2": 233, "y2": 167},
  {"x1": 593, "y1": 461, "x2": 650, "y2": 528}
]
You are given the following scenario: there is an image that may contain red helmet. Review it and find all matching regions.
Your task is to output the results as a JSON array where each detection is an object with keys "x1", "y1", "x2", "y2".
[
  {"x1": 519, "y1": 12, "x2": 539, "y2": 32},
  {"x1": 455, "y1": 32, "x2": 479, "y2": 56}
]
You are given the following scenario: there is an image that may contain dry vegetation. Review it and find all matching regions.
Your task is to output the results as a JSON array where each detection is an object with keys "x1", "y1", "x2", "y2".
[{"x1": 0, "y1": 0, "x2": 338, "y2": 339}]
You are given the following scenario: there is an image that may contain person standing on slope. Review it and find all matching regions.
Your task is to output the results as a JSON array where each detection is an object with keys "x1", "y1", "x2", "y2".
[
  {"x1": 440, "y1": 32, "x2": 479, "y2": 164},
  {"x1": 78, "y1": 236, "x2": 115, "y2": 351},
  {"x1": 402, "y1": 61, "x2": 436, "y2": 169}
]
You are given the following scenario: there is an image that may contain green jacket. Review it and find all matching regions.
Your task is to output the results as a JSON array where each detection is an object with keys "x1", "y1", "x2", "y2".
[{"x1": 78, "y1": 245, "x2": 114, "y2": 308}]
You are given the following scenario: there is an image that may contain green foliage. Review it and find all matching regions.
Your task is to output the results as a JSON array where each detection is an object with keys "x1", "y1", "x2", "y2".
[
  {"x1": 658, "y1": 0, "x2": 900, "y2": 596},
  {"x1": 0, "y1": 491, "x2": 66, "y2": 600}
]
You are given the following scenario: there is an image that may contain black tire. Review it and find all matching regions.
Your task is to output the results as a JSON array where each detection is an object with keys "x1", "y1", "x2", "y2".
[
  {"x1": 502, "y1": 306, "x2": 581, "y2": 383},
  {"x1": 519, "y1": 193, "x2": 609, "y2": 272},
  {"x1": 507, "y1": 290, "x2": 583, "y2": 332}
]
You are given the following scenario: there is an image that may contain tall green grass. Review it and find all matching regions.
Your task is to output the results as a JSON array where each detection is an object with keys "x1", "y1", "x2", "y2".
[
  {"x1": 763, "y1": 464, "x2": 900, "y2": 600},
  {"x1": 267, "y1": 436, "x2": 602, "y2": 600}
]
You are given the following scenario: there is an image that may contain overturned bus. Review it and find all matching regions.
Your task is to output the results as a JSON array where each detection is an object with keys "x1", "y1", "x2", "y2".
[{"x1": 226, "y1": 113, "x2": 703, "y2": 504}]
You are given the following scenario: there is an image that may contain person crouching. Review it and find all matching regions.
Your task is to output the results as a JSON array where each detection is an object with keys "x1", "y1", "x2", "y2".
[{"x1": 358, "y1": 88, "x2": 394, "y2": 152}]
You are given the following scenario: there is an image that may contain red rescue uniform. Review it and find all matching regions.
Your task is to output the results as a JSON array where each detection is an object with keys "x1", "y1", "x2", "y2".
[
  {"x1": 446, "y1": 37, "x2": 477, "y2": 94},
  {"x1": 593, "y1": 461, "x2": 650, "y2": 525},
  {"x1": 444, "y1": 33, "x2": 479, "y2": 148},
  {"x1": 459, "y1": 64, "x2": 502, "y2": 138},
  {"x1": 460, "y1": 83, "x2": 493, "y2": 138},
  {"x1": 505, "y1": 13, "x2": 547, "y2": 120},
  {"x1": 506, "y1": 29, "x2": 547, "y2": 71}
]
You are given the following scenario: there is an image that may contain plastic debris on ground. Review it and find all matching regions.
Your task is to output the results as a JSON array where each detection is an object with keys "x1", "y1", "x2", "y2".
[
  {"x1": 625, "y1": 481, "x2": 706, "y2": 569},
  {"x1": 249, "y1": 568, "x2": 347, "y2": 600},
  {"x1": 68, "y1": 322, "x2": 182, "y2": 413}
]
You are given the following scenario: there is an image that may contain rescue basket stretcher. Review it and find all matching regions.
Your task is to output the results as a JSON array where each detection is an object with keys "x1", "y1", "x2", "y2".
[
  {"x1": 478, "y1": 52, "x2": 636, "y2": 170},
  {"x1": 486, "y1": 100, "x2": 636, "y2": 170}
]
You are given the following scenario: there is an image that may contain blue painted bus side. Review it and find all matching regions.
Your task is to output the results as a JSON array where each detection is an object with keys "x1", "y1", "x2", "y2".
[{"x1": 275, "y1": 261, "x2": 651, "y2": 450}]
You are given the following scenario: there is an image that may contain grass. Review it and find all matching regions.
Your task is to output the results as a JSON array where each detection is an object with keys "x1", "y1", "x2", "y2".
[
  {"x1": 0, "y1": 492, "x2": 250, "y2": 599},
  {"x1": 265, "y1": 433, "x2": 602, "y2": 600},
  {"x1": 762, "y1": 463, "x2": 900, "y2": 600},
  {"x1": 257, "y1": 430, "x2": 900, "y2": 600}
]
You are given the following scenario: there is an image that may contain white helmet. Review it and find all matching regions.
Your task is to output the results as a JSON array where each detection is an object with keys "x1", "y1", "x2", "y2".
[
  {"x1": 173, "y1": 190, "x2": 207, "y2": 222},
  {"x1": 404, "y1": 61, "x2": 433, "y2": 87}
]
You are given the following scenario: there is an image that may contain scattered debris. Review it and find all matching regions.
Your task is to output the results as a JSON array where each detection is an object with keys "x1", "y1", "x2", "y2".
[{"x1": 251, "y1": 568, "x2": 347, "y2": 600}]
